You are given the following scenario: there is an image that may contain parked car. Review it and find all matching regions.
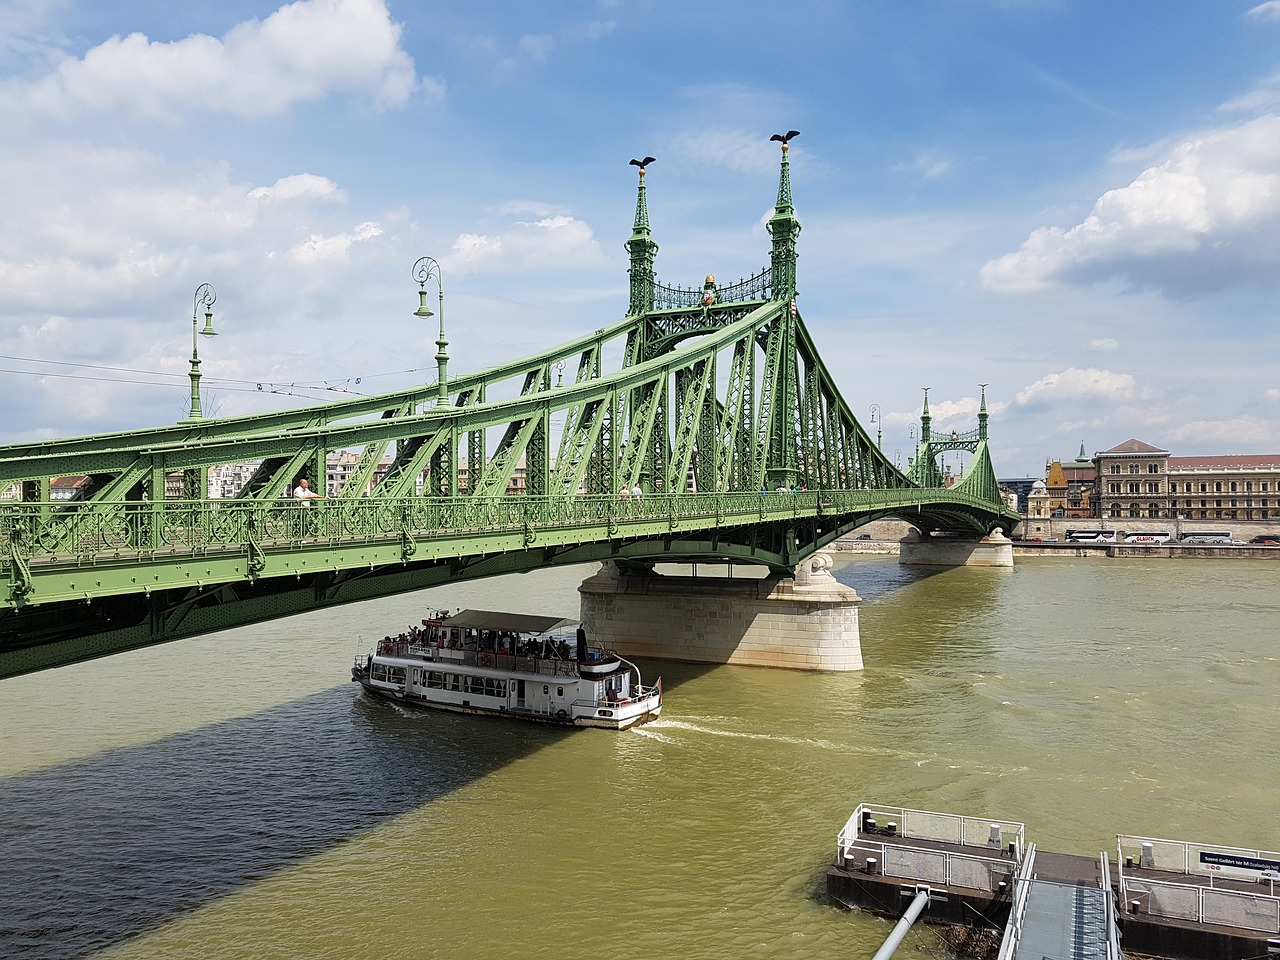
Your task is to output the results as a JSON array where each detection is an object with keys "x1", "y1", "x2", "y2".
[{"x1": 855, "y1": 534, "x2": 872, "y2": 540}]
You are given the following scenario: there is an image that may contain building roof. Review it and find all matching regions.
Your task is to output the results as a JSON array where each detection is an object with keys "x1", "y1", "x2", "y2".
[
  {"x1": 1099, "y1": 438, "x2": 1167, "y2": 456},
  {"x1": 50, "y1": 475, "x2": 90, "y2": 488},
  {"x1": 1168, "y1": 454, "x2": 1280, "y2": 470}
]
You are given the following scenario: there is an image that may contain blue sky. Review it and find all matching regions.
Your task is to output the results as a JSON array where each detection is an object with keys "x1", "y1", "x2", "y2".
[{"x1": 2, "y1": 0, "x2": 1280, "y2": 477}]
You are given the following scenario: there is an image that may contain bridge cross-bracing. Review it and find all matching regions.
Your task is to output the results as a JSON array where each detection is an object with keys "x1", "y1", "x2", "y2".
[{"x1": 0, "y1": 139, "x2": 1020, "y2": 678}]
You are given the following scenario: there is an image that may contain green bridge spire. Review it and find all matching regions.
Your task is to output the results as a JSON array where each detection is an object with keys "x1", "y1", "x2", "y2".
[
  {"x1": 626, "y1": 157, "x2": 658, "y2": 314},
  {"x1": 767, "y1": 131, "x2": 801, "y2": 301}
]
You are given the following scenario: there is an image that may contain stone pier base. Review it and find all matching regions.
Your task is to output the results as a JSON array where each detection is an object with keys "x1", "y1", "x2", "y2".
[
  {"x1": 578, "y1": 551, "x2": 862, "y2": 671},
  {"x1": 898, "y1": 527, "x2": 1014, "y2": 567}
]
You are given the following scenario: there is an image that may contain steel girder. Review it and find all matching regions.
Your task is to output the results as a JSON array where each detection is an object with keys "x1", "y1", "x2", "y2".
[{"x1": 0, "y1": 289, "x2": 1021, "y2": 678}]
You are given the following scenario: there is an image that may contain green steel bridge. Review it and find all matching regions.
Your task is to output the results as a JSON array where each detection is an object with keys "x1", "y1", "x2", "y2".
[{"x1": 0, "y1": 143, "x2": 1019, "y2": 679}]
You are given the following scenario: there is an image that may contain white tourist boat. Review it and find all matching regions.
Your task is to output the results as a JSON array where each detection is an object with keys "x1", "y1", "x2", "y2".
[{"x1": 351, "y1": 609, "x2": 662, "y2": 730}]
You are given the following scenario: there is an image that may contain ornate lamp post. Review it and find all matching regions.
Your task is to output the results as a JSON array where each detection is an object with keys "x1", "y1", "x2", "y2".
[
  {"x1": 868, "y1": 403, "x2": 882, "y2": 448},
  {"x1": 412, "y1": 257, "x2": 448, "y2": 405},
  {"x1": 185, "y1": 283, "x2": 217, "y2": 421}
]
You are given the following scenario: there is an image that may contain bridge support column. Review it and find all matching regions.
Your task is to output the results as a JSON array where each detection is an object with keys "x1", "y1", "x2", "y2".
[
  {"x1": 898, "y1": 527, "x2": 1013, "y2": 567},
  {"x1": 578, "y1": 550, "x2": 862, "y2": 671}
]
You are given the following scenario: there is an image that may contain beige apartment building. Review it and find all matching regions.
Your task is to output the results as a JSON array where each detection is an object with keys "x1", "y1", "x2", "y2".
[{"x1": 1093, "y1": 438, "x2": 1280, "y2": 521}]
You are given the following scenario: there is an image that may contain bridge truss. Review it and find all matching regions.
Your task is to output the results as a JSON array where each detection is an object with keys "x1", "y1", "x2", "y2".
[{"x1": 0, "y1": 143, "x2": 1019, "y2": 677}]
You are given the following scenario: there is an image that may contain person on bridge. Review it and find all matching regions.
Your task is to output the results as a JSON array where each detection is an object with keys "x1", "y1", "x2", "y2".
[
  {"x1": 630, "y1": 482, "x2": 642, "y2": 499},
  {"x1": 293, "y1": 478, "x2": 325, "y2": 501}
]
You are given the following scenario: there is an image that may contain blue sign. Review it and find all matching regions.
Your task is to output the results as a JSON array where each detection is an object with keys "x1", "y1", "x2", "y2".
[{"x1": 1199, "y1": 851, "x2": 1280, "y2": 873}]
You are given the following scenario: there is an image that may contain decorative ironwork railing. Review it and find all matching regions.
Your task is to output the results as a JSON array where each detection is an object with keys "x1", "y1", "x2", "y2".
[
  {"x1": 651, "y1": 267, "x2": 771, "y2": 310},
  {"x1": 2, "y1": 487, "x2": 1004, "y2": 572}
]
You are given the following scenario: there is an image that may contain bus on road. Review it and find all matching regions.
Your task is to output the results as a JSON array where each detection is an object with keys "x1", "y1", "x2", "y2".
[
  {"x1": 1178, "y1": 531, "x2": 1232, "y2": 544},
  {"x1": 1066, "y1": 530, "x2": 1118, "y2": 543},
  {"x1": 1124, "y1": 531, "x2": 1172, "y2": 544}
]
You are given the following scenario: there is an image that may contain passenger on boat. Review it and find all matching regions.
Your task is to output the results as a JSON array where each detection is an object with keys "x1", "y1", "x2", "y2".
[{"x1": 576, "y1": 626, "x2": 588, "y2": 663}]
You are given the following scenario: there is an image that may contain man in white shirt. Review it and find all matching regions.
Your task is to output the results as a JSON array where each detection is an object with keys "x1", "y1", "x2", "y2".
[{"x1": 293, "y1": 478, "x2": 325, "y2": 501}]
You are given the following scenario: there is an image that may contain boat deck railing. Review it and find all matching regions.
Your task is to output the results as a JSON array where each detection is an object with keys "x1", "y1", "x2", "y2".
[{"x1": 382, "y1": 642, "x2": 583, "y2": 678}]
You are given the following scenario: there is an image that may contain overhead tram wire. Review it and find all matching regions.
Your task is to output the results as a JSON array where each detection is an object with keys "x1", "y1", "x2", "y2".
[{"x1": 0, "y1": 353, "x2": 446, "y2": 401}]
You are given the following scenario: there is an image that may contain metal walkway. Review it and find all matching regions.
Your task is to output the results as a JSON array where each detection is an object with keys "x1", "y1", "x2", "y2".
[{"x1": 999, "y1": 847, "x2": 1121, "y2": 960}]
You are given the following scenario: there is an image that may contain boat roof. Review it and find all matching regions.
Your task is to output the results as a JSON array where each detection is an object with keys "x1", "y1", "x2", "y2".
[{"x1": 440, "y1": 610, "x2": 578, "y2": 635}]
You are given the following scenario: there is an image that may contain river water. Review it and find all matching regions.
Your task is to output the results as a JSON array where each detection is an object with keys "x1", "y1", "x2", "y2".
[{"x1": 1, "y1": 556, "x2": 1276, "y2": 960}]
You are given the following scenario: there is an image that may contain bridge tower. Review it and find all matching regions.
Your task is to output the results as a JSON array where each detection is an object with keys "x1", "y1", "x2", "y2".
[{"x1": 765, "y1": 135, "x2": 802, "y2": 491}]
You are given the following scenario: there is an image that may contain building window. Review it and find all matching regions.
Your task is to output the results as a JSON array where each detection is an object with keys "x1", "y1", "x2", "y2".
[
  {"x1": 1129, "y1": 464, "x2": 1140, "y2": 474},
  {"x1": 1199, "y1": 483, "x2": 1207, "y2": 492},
  {"x1": 1148, "y1": 464, "x2": 1159, "y2": 474},
  {"x1": 1215, "y1": 482, "x2": 1222, "y2": 493},
  {"x1": 1127, "y1": 482, "x2": 1139, "y2": 494},
  {"x1": 1230, "y1": 481, "x2": 1238, "y2": 493},
  {"x1": 1146, "y1": 482, "x2": 1160, "y2": 493},
  {"x1": 1263, "y1": 482, "x2": 1270, "y2": 492},
  {"x1": 1109, "y1": 482, "x2": 1120, "y2": 494},
  {"x1": 1185, "y1": 482, "x2": 1192, "y2": 493},
  {"x1": 1246, "y1": 481, "x2": 1253, "y2": 492},
  {"x1": 1110, "y1": 465, "x2": 1121, "y2": 475}
]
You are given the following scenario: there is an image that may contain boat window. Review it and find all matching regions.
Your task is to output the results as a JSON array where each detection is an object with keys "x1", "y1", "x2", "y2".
[
  {"x1": 543, "y1": 685, "x2": 549, "y2": 695},
  {"x1": 557, "y1": 687, "x2": 563, "y2": 697},
  {"x1": 427, "y1": 672, "x2": 444, "y2": 689}
]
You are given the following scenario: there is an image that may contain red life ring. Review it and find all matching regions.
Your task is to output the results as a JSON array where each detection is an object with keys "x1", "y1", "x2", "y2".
[{"x1": 479, "y1": 653, "x2": 494, "y2": 668}]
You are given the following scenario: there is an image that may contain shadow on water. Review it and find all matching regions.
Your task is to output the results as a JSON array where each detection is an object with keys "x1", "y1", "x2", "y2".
[
  {"x1": 829, "y1": 553, "x2": 951, "y2": 602},
  {"x1": 0, "y1": 684, "x2": 567, "y2": 960},
  {"x1": 0, "y1": 654, "x2": 716, "y2": 960}
]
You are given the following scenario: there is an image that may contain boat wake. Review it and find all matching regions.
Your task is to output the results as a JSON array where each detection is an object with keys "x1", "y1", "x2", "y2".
[{"x1": 639, "y1": 718, "x2": 845, "y2": 751}]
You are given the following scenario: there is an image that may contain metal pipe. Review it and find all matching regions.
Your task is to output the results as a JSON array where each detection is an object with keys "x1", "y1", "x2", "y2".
[{"x1": 870, "y1": 888, "x2": 930, "y2": 960}]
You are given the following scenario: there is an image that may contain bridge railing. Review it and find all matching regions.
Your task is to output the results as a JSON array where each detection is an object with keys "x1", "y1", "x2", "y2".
[
  {"x1": 2, "y1": 488, "x2": 1003, "y2": 568},
  {"x1": 651, "y1": 267, "x2": 771, "y2": 310}
]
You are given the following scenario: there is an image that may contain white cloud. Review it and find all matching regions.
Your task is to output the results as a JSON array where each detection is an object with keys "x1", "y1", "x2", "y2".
[
  {"x1": 1247, "y1": 2, "x2": 1280, "y2": 21},
  {"x1": 0, "y1": 142, "x2": 385, "y2": 315},
  {"x1": 249, "y1": 174, "x2": 344, "y2": 203},
  {"x1": 288, "y1": 221, "x2": 382, "y2": 263},
  {"x1": 1089, "y1": 338, "x2": 1119, "y2": 350},
  {"x1": 1015, "y1": 368, "x2": 1136, "y2": 406},
  {"x1": 0, "y1": 0, "x2": 423, "y2": 124},
  {"x1": 980, "y1": 115, "x2": 1280, "y2": 297},
  {"x1": 676, "y1": 127, "x2": 780, "y2": 176},
  {"x1": 1220, "y1": 74, "x2": 1280, "y2": 113},
  {"x1": 447, "y1": 214, "x2": 605, "y2": 274},
  {"x1": 1165, "y1": 415, "x2": 1278, "y2": 447},
  {"x1": 896, "y1": 151, "x2": 952, "y2": 180}
]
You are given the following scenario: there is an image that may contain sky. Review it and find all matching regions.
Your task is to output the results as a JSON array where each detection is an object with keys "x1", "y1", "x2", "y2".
[{"x1": 2, "y1": 0, "x2": 1280, "y2": 478}]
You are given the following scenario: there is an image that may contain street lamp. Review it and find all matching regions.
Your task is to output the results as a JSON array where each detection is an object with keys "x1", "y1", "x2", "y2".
[
  {"x1": 412, "y1": 256, "x2": 448, "y2": 405},
  {"x1": 185, "y1": 283, "x2": 217, "y2": 421},
  {"x1": 868, "y1": 403, "x2": 882, "y2": 448}
]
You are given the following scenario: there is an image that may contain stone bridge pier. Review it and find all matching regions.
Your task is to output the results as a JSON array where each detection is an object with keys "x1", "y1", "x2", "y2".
[
  {"x1": 898, "y1": 527, "x2": 1014, "y2": 566},
  {"x1": 578, "y1": 550, "x2": 863, "y2": 671}
]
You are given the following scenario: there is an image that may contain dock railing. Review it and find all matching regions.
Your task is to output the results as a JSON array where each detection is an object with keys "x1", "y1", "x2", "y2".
[
  {"x1": 994, "y1": 843, "x2": 1038, "y2": 960},
  {"x1": 837, "y1": 802, "x2": 1023, "y2": 893},
  {"x1": 1117, "y1": 834, "x2": 1280, "y2": 933}
]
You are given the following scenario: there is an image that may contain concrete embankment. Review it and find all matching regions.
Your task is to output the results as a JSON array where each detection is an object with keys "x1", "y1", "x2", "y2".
[{"x1": 833, "y1": 519, "x2": 1280, "y2": 558}]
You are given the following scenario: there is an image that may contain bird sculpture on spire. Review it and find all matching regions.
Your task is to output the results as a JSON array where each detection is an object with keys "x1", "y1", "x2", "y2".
[
  {"x1": 769, "y1": 130, "x2": 800, "y2": 151},
  {"x1": 629, "y1": 156, "x2": 657, "y2": 175}
]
